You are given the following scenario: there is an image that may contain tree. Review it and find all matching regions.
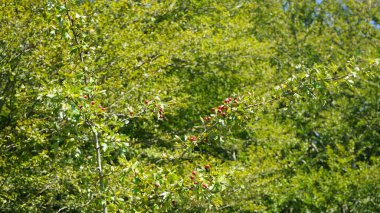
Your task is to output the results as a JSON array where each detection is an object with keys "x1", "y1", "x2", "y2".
[{"x1": 1, "y1": 0, "x2": 379, "y2": 212}]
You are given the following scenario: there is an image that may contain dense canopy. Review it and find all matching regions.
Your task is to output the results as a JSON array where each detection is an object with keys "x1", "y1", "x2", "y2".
[{"x1": 1, "y1": 0, "x2": 379, "y2": 212}]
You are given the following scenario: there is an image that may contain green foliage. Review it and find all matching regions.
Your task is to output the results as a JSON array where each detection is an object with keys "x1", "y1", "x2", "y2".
[{"x1": 1, "y1": 0, "x2": 379, "y2": 212}]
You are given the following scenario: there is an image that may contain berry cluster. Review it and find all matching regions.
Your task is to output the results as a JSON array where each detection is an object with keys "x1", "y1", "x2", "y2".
[
  {"x1": 144, "y1": 99, "x2": 165, "y2": 119},
  {"x1": 203, "y1": 116, "x2": 212, "y2": 122},
  {"x1": 189, "y1": 136, "x2": 197, "y2": 142},
  {"x1": 78, "y1": 95, "x2": 107, "y2": 111},
  {"x1": 188, "y1": 165, "x2": 211, "y2": 190},
  {"x1": 210, "y1": 97, "x2": 239, "y2": 117}
]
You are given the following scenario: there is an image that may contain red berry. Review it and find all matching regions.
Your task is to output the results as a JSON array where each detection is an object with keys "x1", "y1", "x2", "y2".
[
  {"x1": 83, "y1": 95, "x2": 88, "y2": 99},
  {"x1": 78, "y1": 105, "x2": 83, "y2": 109},
  {"x1": 204, "y1": 164, "x2": 211, "y2": 170},
  {"x1": 202, "y1": 183, "x2": 208, "y2": 189},
  {"x1": 192, "y1": 170, "x2": 196, "y2": 175},
  {"x1": 194, "y1": 181, "x2": 198, "y2": 185},
  {"x1": 144, "y1": 100, "x2": 150, "y2": 105},
  {"x1": 101, "y1": 107, "x2": 106, "y2": 111},
  {"x1": 189, "y1": 136, "x2": 197, "y2": 142},
  {"x1": 91, "y1": 101, "x2": 95, "y2": 105},
  {"x1": 130, "y1": 111, "x2": 134, "y2": 116},
  {"x1": 224, "y1": 97, "x2": 232, "y2": 104},
  {"x1": 190, "y1": 175, "x2": 195, "y2": 180}
]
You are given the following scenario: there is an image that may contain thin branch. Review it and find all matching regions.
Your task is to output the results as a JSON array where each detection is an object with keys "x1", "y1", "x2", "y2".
[
  {"x1": 64, "y1": 0, "x2": 83, "y2": 63},
  {"x1": 244, "y1": 96, "x2": 282, "y2": 109},
  {"x1": 133, "y1": 54, "x2": 162, "y2": 71},
  {"x1": 322, "y1": 74, "x2": 351, "y2": 81},
  {"x1": 57, "y1": 206, "x2": 68, "y2": 213}
]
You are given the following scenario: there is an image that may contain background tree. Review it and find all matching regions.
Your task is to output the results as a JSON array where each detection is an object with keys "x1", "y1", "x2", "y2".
[{"x1": 1, "y1": 0, "x2": 379, "y2": 212}]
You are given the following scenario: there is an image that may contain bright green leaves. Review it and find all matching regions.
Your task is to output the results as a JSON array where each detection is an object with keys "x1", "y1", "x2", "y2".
[{"x1": 1, "y1": 0, "x2": 380, "y2": 212}]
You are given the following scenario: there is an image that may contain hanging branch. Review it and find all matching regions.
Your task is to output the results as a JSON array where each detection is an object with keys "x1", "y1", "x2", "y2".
[
  {"x1": 87, "y1": 121, "x2": 107, "y2": 213},
  {"x1": 93, "y1": 127, "x2": 107, "y2": 213},
  {"x1": 62, "y1": 4, "x2": 106, "y2": 209}
]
